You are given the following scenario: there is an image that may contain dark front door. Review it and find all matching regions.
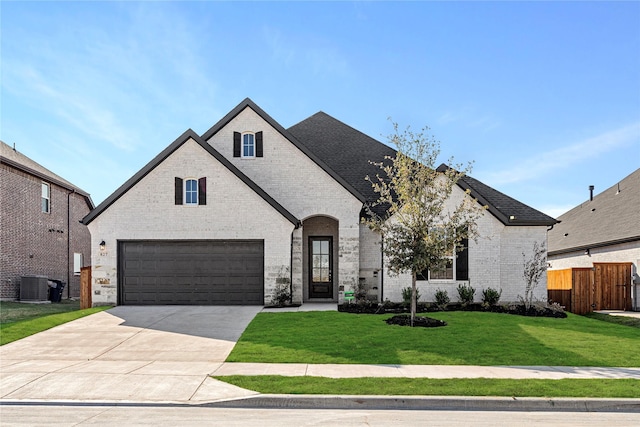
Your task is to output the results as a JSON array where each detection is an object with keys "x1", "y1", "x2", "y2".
[{"x1": 309, "y1": 237, "x2": 333, "y2": 298}]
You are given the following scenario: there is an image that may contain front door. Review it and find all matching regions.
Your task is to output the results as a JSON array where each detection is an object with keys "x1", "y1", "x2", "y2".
[{"x1": 309, "y1": 237, "x2": 333, "y2": 298}]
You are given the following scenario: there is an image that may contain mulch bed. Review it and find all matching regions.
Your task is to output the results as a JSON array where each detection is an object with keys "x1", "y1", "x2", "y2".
[
  {"x1": 385, "y1": 314, "x2": 447, "y2": 328},
  {"x1": 339, "y1": 301, "x2": 567, "y2": 318}
]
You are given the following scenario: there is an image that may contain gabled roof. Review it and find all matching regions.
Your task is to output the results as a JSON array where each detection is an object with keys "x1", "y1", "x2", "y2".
[
  {"x1": 288, "y1": 112, "x2": 557, "y2": 226},
  {"x1": 81, "y1": 129, "x2": 300, "y2": 226},
  {"x1": 445, "y1": 166, "x2": 558, "y2": 226},
  {"x1": 288, "y1": 111, "x2": 395, "y2": 216},
  {"x1": 548, "y1": 168, "x2": 640, "y2": 255},
  {"x1": 201, "y1": 98, "x2": 365, "y2": 203},
  {"x1": 1, "y1": 140, "x2": 94, "y2": 210}
]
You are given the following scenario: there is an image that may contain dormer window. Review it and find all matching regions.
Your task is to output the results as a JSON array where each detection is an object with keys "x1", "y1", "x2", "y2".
[
  {"x1": 174, "y1": 177, "x2": 206, "y2": 206},
  {"x1": 242, "y1": 133, "x2": 255, "y2": 158},
  {"x1": 233, "y1": 131, "x2": 263, "y2": 158},
  {"x1": 185, "y1": 179, "x2": 198, "y2": 205}
]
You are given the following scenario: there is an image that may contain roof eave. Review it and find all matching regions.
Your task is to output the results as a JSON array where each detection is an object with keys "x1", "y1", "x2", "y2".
[
  {"x1": 548, "y1": 235, "x2": 640, "y2": 256},
  {"x1": 1, "y1": 155, "x2": 94, "y2": 210},
  {"x1": 202, "y1": 98, "x2": 366, "y2": 203},
  {"x1": 81, "y1": 129, "x2": 300, "y2": 228}
]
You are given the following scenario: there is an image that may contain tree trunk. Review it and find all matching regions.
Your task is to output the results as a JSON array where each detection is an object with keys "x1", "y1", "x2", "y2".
[{"x1": 411, "y1": 271, "x2": 417, "y2": 327}]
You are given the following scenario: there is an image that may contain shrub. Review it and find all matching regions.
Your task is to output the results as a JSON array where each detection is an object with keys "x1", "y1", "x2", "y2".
[
  {"x1": 457, "y1": 283, "x2": 476, "y2": 306},
  {"x1": 270, "y1": 266, "x2": 291, "y2": 306},
  {"x1": 401, "y1": 287, "x2": 420, "y2": 306},
  {"x1": 434, "y1": 289, "x2": 450, "y2": 310},
  {"x1": 354, "y1": 279, "x2": 368, "y2": 302},
  {"x1": 481, "y1": 287, "x2": 502, "y2": 307}
]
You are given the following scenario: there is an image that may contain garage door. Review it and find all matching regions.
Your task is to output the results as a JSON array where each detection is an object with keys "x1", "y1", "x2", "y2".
[{"x1": 119, "y1": 240, "x2": 264, "y2": 305}]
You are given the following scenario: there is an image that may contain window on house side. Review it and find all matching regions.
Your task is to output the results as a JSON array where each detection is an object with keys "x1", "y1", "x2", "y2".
[
  {"x1": 242, "y1": 133, "x2": 255, "y2": 158},
  {"x1": 42, "y1": 182, "x2": 50, "y2": 213},
  {"x1": 73, "y1": 253, "x2": 83, "y2": 275},
  {"x1": 417, "y1": 240, "x2": 469, "y2": 281},
  {"x1": 185, "y1": 179, "x2": 198, "y2": 205}
]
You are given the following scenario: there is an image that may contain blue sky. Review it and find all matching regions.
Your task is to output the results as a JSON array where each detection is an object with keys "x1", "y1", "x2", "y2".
[{"x1": 2, "y1": 1, "x2": 639, "y2": 218}]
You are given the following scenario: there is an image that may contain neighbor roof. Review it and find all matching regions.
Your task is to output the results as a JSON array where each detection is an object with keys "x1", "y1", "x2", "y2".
[
  {"x1": 548, "y1": 168, "x2": 640, "y2": 255},
  {"x1": 289, "y1": 112, "x2": 557, "y2": 226},
  {"x1": 81, "y1": 129, "x2": 300, "y2": 226},
  {"x1": 1, "y1": 140, "x2": 94, "y2": 209}
]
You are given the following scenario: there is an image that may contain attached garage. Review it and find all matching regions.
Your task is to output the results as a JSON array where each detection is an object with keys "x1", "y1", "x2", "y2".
[{"x1": 118, "y1": 240, "x2": 264, "y2": 305}]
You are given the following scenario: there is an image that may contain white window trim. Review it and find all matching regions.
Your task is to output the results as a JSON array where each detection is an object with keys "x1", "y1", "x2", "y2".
[
  {"x1": 73, "y1": 253, "x2": 83, "y2": 276},
  {"x1": 42, "y1": 182, "x2": 50, "y2": 213},
  {"x1": 417, "y1": 227, "x2": 456, "y2": 281},
  {"x1": 428, "y1": 256, "x2": 456, "y2": 281},
  {"x1": 241, "y1": 132, "x2": 256, "y2": 159},
  {"x1": 184, "y1": 178, "x2": 199, "y2": 206}
]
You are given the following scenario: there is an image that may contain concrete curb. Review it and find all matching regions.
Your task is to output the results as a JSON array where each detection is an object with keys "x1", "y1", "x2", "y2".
[
  {"x1": 205, "y1": 395, "x2": 640, "y2": 413},
  {"x1": 2, "y1": 396, "x2": 639, "y2": 413}
]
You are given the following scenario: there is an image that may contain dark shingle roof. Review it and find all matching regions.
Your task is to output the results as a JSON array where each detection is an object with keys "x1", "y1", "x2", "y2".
[
  {"x1": 454, "y1": 170, "x2": 558, "y2": 226},
  {"x1": 289, "y1": 112, "x2": 557, "y2": 226},
  {"x1": 548, "y1": 168, "x2": 640, "y2": 255},
  {"x1": 288, "y1": 112, "x2": 396, "y2": 206},
  {"x1": 1, "y1": 140, "x2": 94, "y2": 209},
  {"x1": 202, "y1": 99, "x2": 365, "y2": 204}
]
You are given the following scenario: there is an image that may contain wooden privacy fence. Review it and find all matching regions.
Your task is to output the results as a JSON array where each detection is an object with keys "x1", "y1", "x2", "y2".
[
  {"x1": 80, "y1": 266, "x2": 92, "y2": 309},
  {"x1": 547, "y1": 263, "x2": 632, "y2": 315}
]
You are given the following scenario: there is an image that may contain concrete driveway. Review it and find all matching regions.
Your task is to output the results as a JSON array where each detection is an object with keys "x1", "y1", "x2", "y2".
[{"x1": 0, "y1": 305, "x2": 262, "y2": 403}]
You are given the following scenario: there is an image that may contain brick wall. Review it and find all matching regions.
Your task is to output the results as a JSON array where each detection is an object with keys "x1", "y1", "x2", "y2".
[
  {"x1": 0, "y1": 163, "x2": 91, "y2": 300},
  {"x1": 87, "y1": 138, "x2": 295, "y2": 306},
  {"x1": 207, "y1": 107, "x2": 364, "y2": 302},
  {"x1": 372, "y1": 185, "x2": 549, "y2": 304}
]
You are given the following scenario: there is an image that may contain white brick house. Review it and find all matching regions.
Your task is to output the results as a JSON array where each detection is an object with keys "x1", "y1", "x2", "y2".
[{"x1": 83, "y1": 98, "x2": 557, "y2": 306}]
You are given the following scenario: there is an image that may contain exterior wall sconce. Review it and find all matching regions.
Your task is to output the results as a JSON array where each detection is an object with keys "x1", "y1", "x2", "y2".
[
  {"x1": 99, "y1": 240, "x2": 106, "y2": 252},
  {"x1": 584, "y1": 248, "x2": 590, "y2": 256}
]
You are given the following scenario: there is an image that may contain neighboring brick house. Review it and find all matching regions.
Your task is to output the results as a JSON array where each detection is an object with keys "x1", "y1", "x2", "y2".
[
  {"x1": 82, "y1": 98, "x2": 557, "y2": 307},
  {"x1": 548, "y1": 168, "x2": 639, "y2": 311},
  {"x1": 0, "y1": 141, "x2": 94, "y2": 300}
]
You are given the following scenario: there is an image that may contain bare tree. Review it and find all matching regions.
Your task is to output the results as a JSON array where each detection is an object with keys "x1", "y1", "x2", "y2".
[
  {"x1": 521, "y1": 241, "x2": 547, "y2": 310},
  {"x1": 365, "y1": 123, "x2": 485, "y2": 326}
]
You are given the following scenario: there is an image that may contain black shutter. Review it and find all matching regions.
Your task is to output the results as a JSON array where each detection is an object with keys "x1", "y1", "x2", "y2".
[
  {"x1": 175, "y1": 177, "x2": 183, "y2": 205},
  {"x1": 233, "y1": 132, "x2": 241, "y2": 157},
  {"x1": 198, "y1": 177, "x2": 207, "y2": 205},
  {"x1": 256, "y1": 131, "x2": 263, "y2": 157},
  {"x1": 456, "y1": 238, "x2": 469, "y2": 281}
]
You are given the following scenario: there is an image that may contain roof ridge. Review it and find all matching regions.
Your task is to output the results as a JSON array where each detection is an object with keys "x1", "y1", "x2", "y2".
[{"x1": 82, "y1": 129, "x2": 300, "y2": 226}]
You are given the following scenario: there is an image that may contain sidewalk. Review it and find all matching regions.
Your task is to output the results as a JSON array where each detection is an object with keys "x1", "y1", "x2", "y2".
[{"x1": 212, "y1": 362, "x2": 640, "y2": 380}]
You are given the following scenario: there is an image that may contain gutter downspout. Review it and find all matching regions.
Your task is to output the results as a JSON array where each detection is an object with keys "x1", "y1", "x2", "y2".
[
  {"x1": 290, "y1": 231, "x2": 294, "y2": 305},
  {"x1": 67, "y1": 190, "x2": 75, "y2": 299}
]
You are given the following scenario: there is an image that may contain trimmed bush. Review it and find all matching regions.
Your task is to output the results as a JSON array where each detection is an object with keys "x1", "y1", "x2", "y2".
[
  {"x1": 401, "y1": 287, "x2": 420, "y2": 305},
  {"x1": 481, "y1": 287, "x2": 502, "y2": 307},
  {"x1": 434, "y1": 289, "x2": 450, "y2": 311},
  {"x1": 457, "y1": 283, "x2": 475, "y2": 306}
]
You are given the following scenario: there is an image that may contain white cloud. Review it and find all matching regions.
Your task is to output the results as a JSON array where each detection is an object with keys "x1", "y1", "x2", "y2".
[
  {"x1": 436, "y1": 107, "x2": 501, "y2": 132},
  {"x1": 486, "y1": 122, "x2": 640, "y2": 185},
  {"x1": 536, "y1": 204, "x2": 576, "y2": 219}
]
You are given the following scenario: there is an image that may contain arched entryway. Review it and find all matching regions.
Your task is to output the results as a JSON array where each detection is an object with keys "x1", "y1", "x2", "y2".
[{"x1": 302, "y1": 216, "x2": 339, "y2": 302}]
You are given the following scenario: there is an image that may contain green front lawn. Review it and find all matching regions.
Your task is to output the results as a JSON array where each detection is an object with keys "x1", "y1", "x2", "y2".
[
  {"x1": 0, "y1": 301, "x2": 111, "y2": 345},
  {"x1": 227, "y1": 311, "x2": 640, "y2": 367},
  {"x1": 215, "y1": 376, "x2": 640, "y2": 398},
  {"x1": 1, "y1": 300, "x2": 82, "y2": 323}
]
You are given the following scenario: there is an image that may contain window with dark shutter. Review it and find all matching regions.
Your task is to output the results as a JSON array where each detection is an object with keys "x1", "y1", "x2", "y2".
[
  {"x1": 256, "y1": 131, "x2": 263, "y2": 157},
  {"x1": 456, "y1": 238, "x2": 469, "y2": 281},
  {"x1": 198, "y1": 177, "x2": 207, "y2": 205},
  {"x1": 233, "y1": 132, "x2": 241, "y2": 157},
  {"x1": 175, "y1": 177, "x2": 183, "y2": 205}
]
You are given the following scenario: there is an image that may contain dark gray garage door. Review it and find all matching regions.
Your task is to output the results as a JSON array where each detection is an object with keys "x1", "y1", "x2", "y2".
[{"x1": 119, "y1": 240, "x2": 264, "y2": 305}]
